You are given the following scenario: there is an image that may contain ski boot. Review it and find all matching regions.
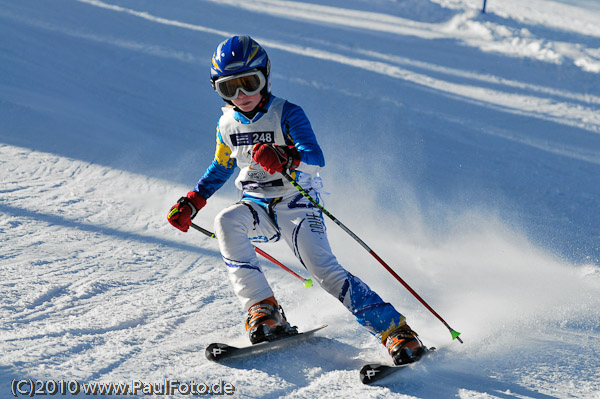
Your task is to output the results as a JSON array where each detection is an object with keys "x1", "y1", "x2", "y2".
[
  {"x1": 245, "y1": 296, "x2": 297, "y2": 344},
  {"x1": 385, "y1": 324, "x2": 426, "y2": 365}
]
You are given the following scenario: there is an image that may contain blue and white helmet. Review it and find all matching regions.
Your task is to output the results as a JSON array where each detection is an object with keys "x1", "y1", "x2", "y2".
[{"x1": 210, "y1": 35, "x2": 271, "y2": 93}]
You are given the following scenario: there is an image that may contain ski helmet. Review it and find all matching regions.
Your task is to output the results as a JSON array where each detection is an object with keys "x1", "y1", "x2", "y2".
[{"x1": 210, "y1": 36, "x2": 271, "y2": 97}]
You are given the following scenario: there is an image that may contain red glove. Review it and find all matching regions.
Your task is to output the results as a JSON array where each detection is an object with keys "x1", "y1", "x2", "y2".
[
  {"x1": 167, "y1": 191, "x2": 207, "y2": 232},
  {"x1": 252, "y1": 143, "x2": 301, "y2": 175}
]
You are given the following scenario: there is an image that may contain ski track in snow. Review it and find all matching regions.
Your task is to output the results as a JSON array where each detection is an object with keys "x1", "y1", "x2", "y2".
[
  {"x1": 73, "y1": 0, "x2": 600, "y2": 135},
  {"x1": 2, "y1": 142, "x2": 599, "y2": 397},
  {"x1": 2, "y1": 0, "x2": 600, "y2": 398}
]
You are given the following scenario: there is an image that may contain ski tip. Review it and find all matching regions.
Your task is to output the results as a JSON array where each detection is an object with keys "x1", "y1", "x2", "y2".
[
  {"x1": 360, "y1": 346, "x2": 435, "y2": 384},
  {"x1": 359, "y1": 364, "x2": 384, "y2": 384},
  {"x1": 303, "y1": 278, "x2": 313, "y2": 288},
  {"x1": 205, "y1": 343, "x2": 229, "y2": 362}
]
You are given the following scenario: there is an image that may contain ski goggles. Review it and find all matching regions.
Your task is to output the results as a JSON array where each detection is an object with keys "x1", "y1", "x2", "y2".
[{"x1": 214, "y1": 70, "x2": 266, "y2": 101}]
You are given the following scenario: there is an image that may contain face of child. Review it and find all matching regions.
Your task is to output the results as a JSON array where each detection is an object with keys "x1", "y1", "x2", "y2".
[{"x1": 232, "y1": 91, "x2": 262, "y2": 112}]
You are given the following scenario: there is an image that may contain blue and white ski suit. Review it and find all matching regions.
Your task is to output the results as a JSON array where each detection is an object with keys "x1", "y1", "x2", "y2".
[{"x1": 194, "y1": 94, "x2": 405, "y2": 342}]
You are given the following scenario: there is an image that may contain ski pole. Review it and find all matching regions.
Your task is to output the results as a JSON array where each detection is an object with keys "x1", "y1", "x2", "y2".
[
  {"x1": 281, "y1": 172, "x2": 463, "y2": 343},
  {"x1": 190, "y1": 223, "x2": 313, "y2": 288}
]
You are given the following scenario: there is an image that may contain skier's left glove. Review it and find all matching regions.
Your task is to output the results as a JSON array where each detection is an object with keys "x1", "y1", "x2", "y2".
[
  {"x1": 252, "y1": 143, "x2": 301, "y2": 175},
  {"x1": 167, "y1": 191, "x2": 207, "y2": 232}
]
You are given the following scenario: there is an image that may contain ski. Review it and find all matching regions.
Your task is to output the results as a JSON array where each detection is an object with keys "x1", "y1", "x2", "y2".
[
  {"x1": 205, "y1": 324, "x2": 327, "y2": 362},
  {"x1": 359, "y1": 347, "x2": 435, "y2": 384}
]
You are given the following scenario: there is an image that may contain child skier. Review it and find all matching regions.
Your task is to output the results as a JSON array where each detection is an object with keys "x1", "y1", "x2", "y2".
[{"x1": 167, "y1": 35, "x2": 424, "y2": 365}]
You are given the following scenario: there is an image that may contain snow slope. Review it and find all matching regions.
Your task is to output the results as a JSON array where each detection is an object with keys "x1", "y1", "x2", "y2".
[{"x1": 1, "y1": 0, "x2": 600, "y2": 398}]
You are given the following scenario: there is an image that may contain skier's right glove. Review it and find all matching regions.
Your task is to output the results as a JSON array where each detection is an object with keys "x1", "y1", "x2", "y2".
[
  {"x1": 252, "y1": 143, "x2": 301, "y2": 175},
  {"x1": 167, "y1": 191, "x2": 207, "y2": 232}
]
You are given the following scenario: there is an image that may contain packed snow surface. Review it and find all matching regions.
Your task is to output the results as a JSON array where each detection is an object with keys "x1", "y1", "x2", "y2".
[{"x1": 1, "y1": 0, "x2": 599, "y2": 398}]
